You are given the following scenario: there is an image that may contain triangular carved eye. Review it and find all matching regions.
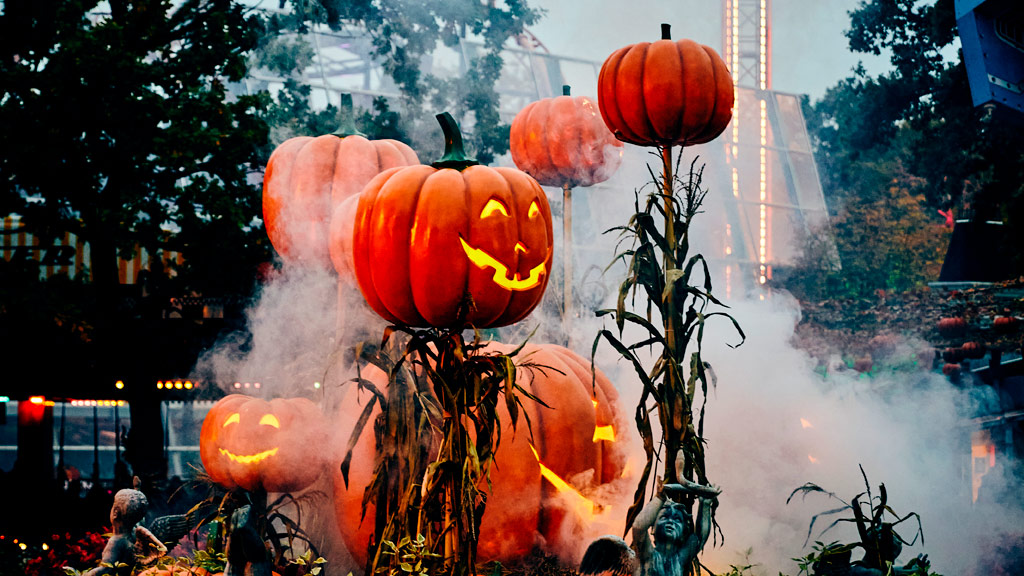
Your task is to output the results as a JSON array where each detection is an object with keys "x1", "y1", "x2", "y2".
[
  {"x1": 481, "y1": 198, "x2": 509, "y2": 218},
  {"x1": 223, "y1": 413, "x2": 240, "y2": 427},
  {"x1": 528, "y1": 201, "x2": 540, "y2": 219},
  {"x1": 259, "y1": 414, "x2": 280, "y2": 428}
]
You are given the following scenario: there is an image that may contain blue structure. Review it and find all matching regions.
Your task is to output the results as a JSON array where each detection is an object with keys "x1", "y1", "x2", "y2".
[{"x1": 955, "y1": 0, "x2": 1024, "y2": 118}]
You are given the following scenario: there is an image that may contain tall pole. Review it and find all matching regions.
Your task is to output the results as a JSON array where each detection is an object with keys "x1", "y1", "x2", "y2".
[
  {"x1": 92, "y1": 403, "x2": 100, "y2": 483},
  {"x1": 563, "y1": 183, "x2": 573, "y2": 345}
]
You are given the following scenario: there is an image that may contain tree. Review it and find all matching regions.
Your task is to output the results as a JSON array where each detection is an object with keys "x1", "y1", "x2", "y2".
[
  {"x1": 251, "y1": 0, "x2": 543, "y2": 163},
  {"x1": 792, "y1": 0, "x2": 1024, "y2": 298},
  {"x1": 0, "y1": 0, "x2": 270, "y2": 481}
]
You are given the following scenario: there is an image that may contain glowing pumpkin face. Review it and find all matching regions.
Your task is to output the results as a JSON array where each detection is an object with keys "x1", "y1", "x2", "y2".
[
  {"x1": 348, "y1": 113, "x2": 553, "y2": 328},
  {"x1": 332, "y1": 342, "x2": 627, "y2": 564},
  {"x1": 200, "y1": 395, "x2": 328, "y2": 493}
]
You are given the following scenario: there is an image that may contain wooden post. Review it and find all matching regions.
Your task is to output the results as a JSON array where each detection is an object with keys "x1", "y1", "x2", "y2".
[{"x1": 563, "y1": 183, "x2": 573, "y2": 346}]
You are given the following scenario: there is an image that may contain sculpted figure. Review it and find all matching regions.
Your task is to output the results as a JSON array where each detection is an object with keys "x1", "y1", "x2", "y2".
[{"x1": 84, "y1": 478, "x2": 164, "y2": 576}]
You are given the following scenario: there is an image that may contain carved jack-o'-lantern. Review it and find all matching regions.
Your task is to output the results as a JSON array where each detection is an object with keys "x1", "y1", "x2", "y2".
[
  {"x1": 200, "y1": 395, "x2": 328, "y2": 493},
  {"x1": 332, "y1": 342, "x2": 627, "y2": 564},
  {"x1": 262, "y1": 94, "x2": 419, "y2": 269},
  {"x1": 347, "y1": 113, "x2": 553, "y2": 328}
]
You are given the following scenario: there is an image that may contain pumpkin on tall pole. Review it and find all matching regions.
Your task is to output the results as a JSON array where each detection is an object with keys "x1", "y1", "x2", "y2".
[
  {"x1": 510, "y1": 85, "x2": 622, "y2": 342},
  {"x1": 595, "y1": 23, "x2": 741, "y2": 575}
]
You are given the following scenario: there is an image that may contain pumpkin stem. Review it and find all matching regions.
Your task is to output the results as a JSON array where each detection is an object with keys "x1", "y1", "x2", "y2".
[
  {"x1": 562, "y1": 84, "x2": 571, "y2": 96},
  {"x1": 432, "y1": 112, "x2": 479, "y2": 170},
  {"x1": 661, "y1": 23, "x2": 671, "y2": 40},
  {"x1": 331, "y1": 93, "x2": 367, "y2": 138}
]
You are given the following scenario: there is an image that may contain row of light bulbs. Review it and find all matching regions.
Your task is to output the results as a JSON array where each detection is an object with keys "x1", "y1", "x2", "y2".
[
  {"x1": 70, "y1": 399, "x2": 125, "y2": 407},
  {"x1": 157, "y1": 380, "x2": 196, "y2": 390}
]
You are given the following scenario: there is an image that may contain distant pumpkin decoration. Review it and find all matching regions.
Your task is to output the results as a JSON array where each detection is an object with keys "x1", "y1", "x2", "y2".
[
  {"x1": 993, "y1": 316, "x2": 1019, "y2": 333},
  {"x1": 942, "y1": 363, "x2": 962, "y2": 378},
  {"x1": 936, "y1": 317, "x2": 967, "y2": 337},
  {"x1": 597, "y1": 23, "x2": 733, "y2": 147},
  {"x1": 961, "y1": 341, "x2": 985, "y2": 360},
  {"x1": 200, "y1": 395, "x2": 328, "y2": 493},
  {"x1": 349, "y1": 112, "x2": 553, "y2": 327},
  {"x1": 332, "y1": 342, "x2": 626, "y2": 564},
  {"x1": 263, "y1": 94, "x2": 418, "y2": 269},
  {"x1": 510, "y1": 85, "x2": 623, "y2": 188}
]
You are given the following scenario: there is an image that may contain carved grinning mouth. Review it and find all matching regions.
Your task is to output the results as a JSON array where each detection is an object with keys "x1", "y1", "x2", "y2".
[
  {"x1": 459, "y1": 237, "x2": 547, "y2": 291},
  {"x1": 220, "y1": 447, "x2": 279, "y2": 464}
]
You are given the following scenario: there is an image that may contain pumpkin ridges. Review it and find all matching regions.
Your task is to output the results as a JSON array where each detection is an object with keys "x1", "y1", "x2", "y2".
[
  {"x1": 643, "y1": 39, "x2": 685, "y2": 142},
  {"x1": 524, "y1": 101, "x2": 556, "y2": 184},
  {"x1": 489, "y1": 167, "x2": 553, "y2": 327},
  {"x1": 408, "y1": 169, "x2": 474, "y2": 326},
  {"x1": 331, "y1": 136, "x2": 380, "y2": 207},
  {"x1": 352, "y1": 167, "x2": 406, "y2": 323},
  {"x1": 263, "y1": 137, "x2": 316, "y2": 262},
  {"x1": 463, "y1": 166, "x2": 518, "y2": 326},
  {"x1": 508, "y1": 101, "x2": 533, "y2": 175},
  {"x1": 616, "y1": 42, "x2": 657, "y2": 143},
  {"x1": 692, "y1": 45, "x2": 734, "y2": 144},
  {"x1": 548, "y1": 95, "x2": 581, "y2": 179},
  {"x1": 366, "y1": 166, "x2": 435, "y2": 325},
  {"x1": 678, "y1": 39, "x2": 715, "y2": 143},
  {"x1": 599, "y1": 47, "x2": 641, "y2": 144}
]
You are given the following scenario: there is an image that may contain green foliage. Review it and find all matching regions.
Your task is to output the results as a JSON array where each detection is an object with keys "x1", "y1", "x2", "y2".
[
  {"x1": 594, "y1": 151, "x2": 744, "y2": 575},
  {"x1": 796, "y1": 0, "x2": 1024, "y2": 290},
  {"x1": 786, "y1": 466, "x2": 936, "y2": 575},
  {"x1": 0, "y1": 0, "x2": 271, "y2": 294},
  {"x1": 779, "y1": 160, "x2": 949, "y2": 300},
  {"x1": 344, "y1": 329, "x2": 544, "y2": 576},
  {"x1": 377, "y1": 534, "x2": 443, "y2": 576}
]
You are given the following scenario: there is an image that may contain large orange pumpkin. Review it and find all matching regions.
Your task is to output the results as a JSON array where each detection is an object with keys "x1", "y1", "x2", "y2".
[
  {"x1": 332, "y1": 342, "x2": 627, "y2": 564},
  {"x1": 262, "y1": 94, "x2": 419, "y2": 268},
  {"x1": 510, "y1": 85, "x2": 623, "y2": 188},
  {"x1": 598, "y1": 24, "x2": 733, "y2": 147},
  {"x1": 349, "y1": 113, "x2": 553, "y2": 328},
  {"x1": 200, "y1": 395, "x2": 329, "y2": 493}
]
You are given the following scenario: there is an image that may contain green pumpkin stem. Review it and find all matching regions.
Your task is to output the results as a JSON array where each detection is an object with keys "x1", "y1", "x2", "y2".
[
  {"x1": 661, "y1": 23, "x2": 671, "y2": 40},
  {"x1": 562, "y1": 85, "x2": 571, "y2": 96},
  {"x1": 432, "y1": 112, "x2": 479, "y2": 170},
  {"x1": 331, "y1": 93, "x2": 367, "y2": 138}
]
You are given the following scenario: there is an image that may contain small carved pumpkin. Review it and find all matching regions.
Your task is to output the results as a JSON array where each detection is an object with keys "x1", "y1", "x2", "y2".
[
  {"x1": 349, "y1": 113, "x2": 553, "y2": 328},
  {"x1": 598, "y1": 23, "x2": 733, "y2": 147},
  {"x1": 510, "y1": 85, "x2": 623, "y2": 188},
  {"x1": 332, "y1": 342, "x2": 626, "y2": 564},
  {"x1": 200, "y1": 395, "x2": 328, "y2": 493},
  {"x1": 263, "y1": 94, "x2": 418, "y2": 268}
]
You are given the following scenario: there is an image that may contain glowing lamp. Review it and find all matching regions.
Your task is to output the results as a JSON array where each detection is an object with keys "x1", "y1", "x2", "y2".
[{"x1": 29, "y1": 396, "x2": 44, "y2": 405}]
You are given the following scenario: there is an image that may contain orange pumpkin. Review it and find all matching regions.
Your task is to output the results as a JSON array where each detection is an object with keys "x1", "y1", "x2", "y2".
[
  {"x1": 349, "y1": 113, "x2": 553, "y2": 328},
  {"x1": 598, "y1": 23, "x2": 733, "y2": 147},
  {"x1": 332, "y1": 342, "x2": 626, "y2": 564},
  {"x1": 510, "y1": 85, "x2": 623, "y2": 188},
  {"x1": 200, "y1": 395, "x2": 328, "y2": 493},
  {"x1": 936, "y1": 317, "x2": 967, "y2": 337},
  {"x1": 262, "y1": 94, "x2": 418, "y2": 268}
]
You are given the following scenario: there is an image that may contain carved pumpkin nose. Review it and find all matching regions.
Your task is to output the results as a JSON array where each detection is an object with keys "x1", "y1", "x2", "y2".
[{"x1": 514, "y1": 241, "x2": 528, "y2": 254}]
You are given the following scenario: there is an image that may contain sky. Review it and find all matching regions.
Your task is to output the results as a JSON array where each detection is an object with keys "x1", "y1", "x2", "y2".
[{"x1": 528, "y1": 0, "x2": 891, "y2": 100}]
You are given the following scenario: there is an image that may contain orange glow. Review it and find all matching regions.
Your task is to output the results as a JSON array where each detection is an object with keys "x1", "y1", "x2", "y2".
[
  {"x1": 481, "y1": 198, "x2": 510, "y2": 219},
  {"x1": 219, "y1": 447, "x2": 279, "y2": 465},
  {"x1": 29, "y1": 396, "x2": 44, "y2": 405},
  {"x1": 800, "y1": 418, "x2": 813, "y2": 429},
  {"x1": 459, "y1": 237, "x2": 547, "y2": 291},
  {"x1": 593, "y1": 425, "x2": 616, "y2": 442},
  {"x1": 115, "y1": 380, "x2": 124, "y2": 390},
  {"x1": 529, "y1": 444, "x2": 596, "y2": 517},
  {"x1": 808, "y1": 455, "x2": 818, "y2": 463}
]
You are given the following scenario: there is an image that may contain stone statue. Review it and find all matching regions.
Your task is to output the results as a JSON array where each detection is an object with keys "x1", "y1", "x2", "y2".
[
  {"x1": 84, "y1": 477, "x2": 196, "y2": 576},
  {"x1": 84, "y1": 478, "x2": 164, "y2": 576},
  {"x1": 631, "y1": 478, "x2": 720, "y2": 576},
  {"x1": 579, "y1": 451, "x2": 720, "y2": 576},
  {"x1": 224, "y1": 504, "x2": 273, "y2": 576}
]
